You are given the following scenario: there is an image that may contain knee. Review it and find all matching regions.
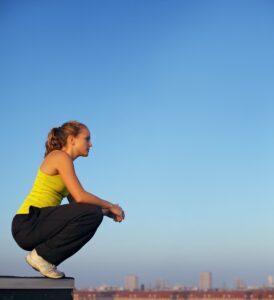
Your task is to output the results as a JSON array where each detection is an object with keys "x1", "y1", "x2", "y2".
[
  {"x1": 90, "y1": 205, "x2": 104, "y2": 224},
  {"x1": 74, "y1": 203, "x2": 103, "y2": 225},
  {"x1": 83, "y1": 205, "x2": 104, "y2": 235}
]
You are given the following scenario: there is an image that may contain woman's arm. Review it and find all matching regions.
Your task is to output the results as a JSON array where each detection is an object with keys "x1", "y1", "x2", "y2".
[
  {"x1": 54, "y1": 151, "x2": 111, "y2": 208},
  {"x1": 54, "y1": 152, "x2": 124, "y2": 222},
  {"x1": 68, "y1": 194, "x2": 125, "y2": 222}
]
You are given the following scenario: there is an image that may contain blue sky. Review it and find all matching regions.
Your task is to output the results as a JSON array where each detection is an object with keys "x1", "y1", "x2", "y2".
[{"x1": 1, "y1": 0, "x2": 274, "y2": 289}]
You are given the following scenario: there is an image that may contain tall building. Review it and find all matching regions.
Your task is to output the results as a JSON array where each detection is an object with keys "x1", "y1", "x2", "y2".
[
  {"x1": 268, "y1": 275, "x2": 273, "y2": 287},
  {"x1": 234, "y1": 279, "x2": 246, "y2": 290},
  {"x1": 199, "y1": 272, "x2": 212, "y2": 291},
  {"x1": 155, "y1": 279, "x2": 167, "y2": 290},
  {"x1": 124, "y1": 275, "x2": 139, "y2": 291}
]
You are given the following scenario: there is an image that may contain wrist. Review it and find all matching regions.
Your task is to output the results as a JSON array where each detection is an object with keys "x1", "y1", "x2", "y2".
[{"x1": 107, "y1": 203, "x2": 114, "y2": 209}]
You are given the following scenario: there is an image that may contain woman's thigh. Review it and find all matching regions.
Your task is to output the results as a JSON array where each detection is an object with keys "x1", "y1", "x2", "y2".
[{"x1": 12, "y1": 203, "x2": 103, "y2": 250}]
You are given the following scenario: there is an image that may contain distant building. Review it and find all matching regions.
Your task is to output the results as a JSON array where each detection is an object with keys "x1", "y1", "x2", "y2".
[
  {"x1": 124, "y1": 275, "x2": 139, "y2": 291},
  {"x1": 199, "y1": 272, "x2": 212, "y2": 291},
  {"x1": 155, "y1": 279, "x2": 167, "y2": 290},
  {"x1": 267, "y1": 275, "x2": 273, "y2": 287},
  {"x1": 234, "y1": 279, "x2": 246, "y2": 290}
]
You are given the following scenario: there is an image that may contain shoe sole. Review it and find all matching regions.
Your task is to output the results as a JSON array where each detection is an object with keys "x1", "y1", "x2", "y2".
[{"x1": 26, "y1": 254, "x2": 65, "y2": 279}]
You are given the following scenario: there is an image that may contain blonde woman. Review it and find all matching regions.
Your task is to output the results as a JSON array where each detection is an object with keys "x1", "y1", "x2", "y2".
[{"x1": 12, "y1": 121, "x2": 125, "y2": 278}]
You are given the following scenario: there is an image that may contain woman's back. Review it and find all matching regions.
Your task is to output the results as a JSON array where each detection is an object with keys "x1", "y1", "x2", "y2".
[{"x1": 17, "y1": 167, "x2": 69, "y2": 214}]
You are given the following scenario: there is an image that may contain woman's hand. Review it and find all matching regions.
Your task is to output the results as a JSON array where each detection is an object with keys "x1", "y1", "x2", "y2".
[{"x1": 109, "y1": 204, "x2": 125, "y2": 222}]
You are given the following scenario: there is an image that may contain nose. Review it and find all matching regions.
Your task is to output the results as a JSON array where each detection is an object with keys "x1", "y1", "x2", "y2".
[{"x1": 89, "y1": 142, "x2": 92, "y2": 148}]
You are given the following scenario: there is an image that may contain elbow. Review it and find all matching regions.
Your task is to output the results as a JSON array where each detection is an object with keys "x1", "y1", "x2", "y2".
[
  {"x1": 74, "y1": 197, "x2": 85, "y2": 203},
  {"x1": 73, "y1": 191, "x2": 86, "y2": 203},
  {"x1": 74, "y1": 198, "x2": 83, "y2": 203}
]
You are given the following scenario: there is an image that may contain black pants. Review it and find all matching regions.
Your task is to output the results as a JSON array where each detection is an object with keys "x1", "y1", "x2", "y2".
[{"x1": 11, "y1": 203, "x2": 103, "y2": 265}]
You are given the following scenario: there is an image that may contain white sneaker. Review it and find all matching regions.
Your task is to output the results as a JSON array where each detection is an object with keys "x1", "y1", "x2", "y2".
[{"x1": 26, "y1": 249, "x2": 65, "y2": 279}]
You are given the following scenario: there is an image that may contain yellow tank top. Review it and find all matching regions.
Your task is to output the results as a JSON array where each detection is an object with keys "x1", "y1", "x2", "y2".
[{"x1": 17, "y1": 169, "x2": 69, "y2": 214}]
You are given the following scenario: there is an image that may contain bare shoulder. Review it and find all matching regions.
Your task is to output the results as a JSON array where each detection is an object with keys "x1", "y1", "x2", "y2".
[{"x1": 41, "y1": 150, "x2": 72, "y2": 175}]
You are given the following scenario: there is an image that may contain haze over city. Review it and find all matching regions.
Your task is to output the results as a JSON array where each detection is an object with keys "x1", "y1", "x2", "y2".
[
  {"x1": 94, "y1": 273, "x2": 274, "y2": 291},
  {"x1": 1, "y1": 0, "x2": 274, "y2": 289}
]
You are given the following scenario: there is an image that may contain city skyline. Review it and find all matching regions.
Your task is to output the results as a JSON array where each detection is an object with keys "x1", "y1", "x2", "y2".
[{"x1": 78, "y1": 272, "x2": 274, "y2": 290}]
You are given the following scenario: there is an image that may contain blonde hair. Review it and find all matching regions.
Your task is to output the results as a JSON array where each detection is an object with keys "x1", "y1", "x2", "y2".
[{"x1": 45, "y1": 121, "x2": 87, "y2": 157}]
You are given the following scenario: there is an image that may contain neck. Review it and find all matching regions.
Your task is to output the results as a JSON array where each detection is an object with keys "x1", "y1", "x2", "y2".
[{"x1": 61, "y1": 147, "x2": 78, "y2": 161}]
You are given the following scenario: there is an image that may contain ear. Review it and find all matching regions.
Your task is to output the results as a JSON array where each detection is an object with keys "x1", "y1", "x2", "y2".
[{"x1": 67, "y1": 135, "x2": 76, "y2": 146}]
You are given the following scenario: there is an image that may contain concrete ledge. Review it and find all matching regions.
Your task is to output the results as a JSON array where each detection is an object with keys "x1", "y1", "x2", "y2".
[
  {"x1": 0, "y1": 276, "x2": 75, "y2": 300},
  {"x1": 0, "y1": 276, "x2": 74, "y2": 289}
]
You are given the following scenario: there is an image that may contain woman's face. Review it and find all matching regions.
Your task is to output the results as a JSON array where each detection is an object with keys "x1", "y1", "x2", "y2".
[{"x1": 73, "y1": 127, "x2": 92, "y2": 157}]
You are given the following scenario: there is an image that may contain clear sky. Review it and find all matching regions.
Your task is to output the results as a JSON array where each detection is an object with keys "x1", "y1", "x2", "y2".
[{"x1": 1, "y1": 0, "x2": 274, "y2": 289}]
